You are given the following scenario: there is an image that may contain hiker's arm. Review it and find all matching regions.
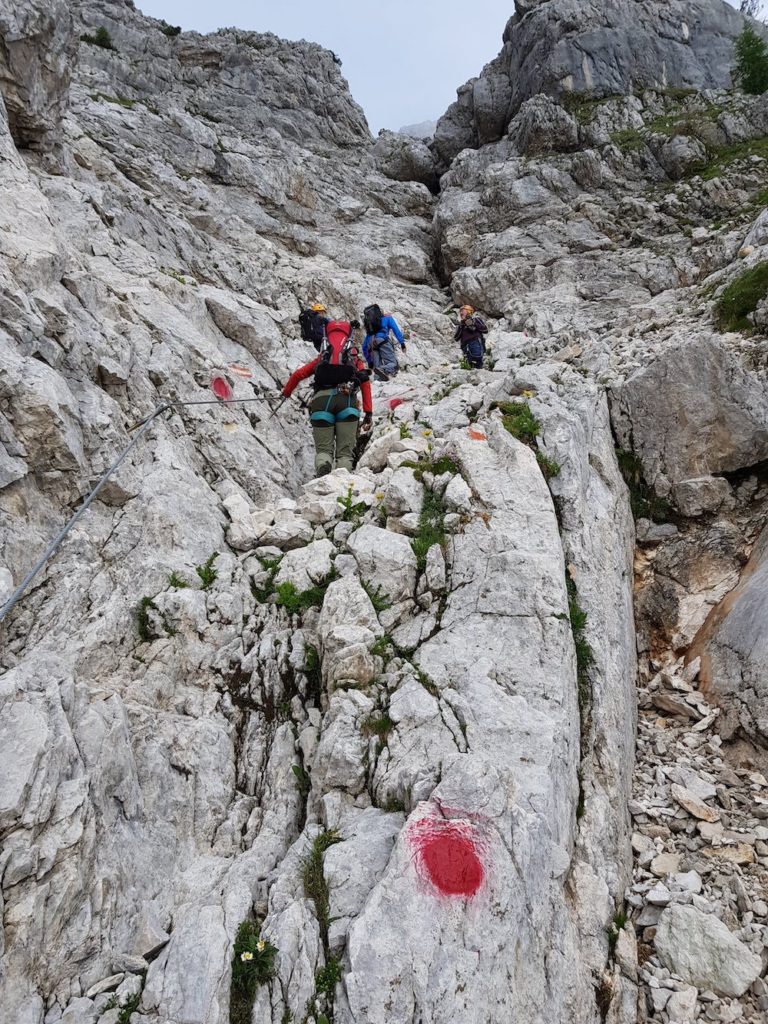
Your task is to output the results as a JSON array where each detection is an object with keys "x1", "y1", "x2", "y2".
[
  {"x1": 282, "y1": 357, "x2": 318, "y2": 397},
  {"x1": 362, "y1": 336, "x2": 372, "y2": 365},
  {"x1": 360, "y1": 378, "x2": 373, "y2": 415},
  {"x1": 475, "y1": 317, "x2": 488, "y2": 334},
  {"x1": 388, "y1": 317, "x2": 405, "y2": 346}
]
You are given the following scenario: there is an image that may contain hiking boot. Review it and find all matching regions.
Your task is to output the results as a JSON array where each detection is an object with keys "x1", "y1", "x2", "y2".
[{"x1": 373, "y1": 367, "x2": 390, "y2": 382}]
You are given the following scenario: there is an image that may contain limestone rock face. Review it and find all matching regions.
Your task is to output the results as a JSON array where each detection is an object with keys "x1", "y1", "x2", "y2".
[
  {"x1": 693, "y1": 527, "x2": 768, "y2": 742},
  {"x1": 5, "y1": 0, "x2": 768, "y2": 1023},
  {"x1": 434, "y1": 0, "x2": 750, "y2": 164},
  {"x1": 0, "y1": 0, "x2": 75, "y2": 152},
  {"x1": 610, "y1": 334, "x2": 768, "y2": 495}
]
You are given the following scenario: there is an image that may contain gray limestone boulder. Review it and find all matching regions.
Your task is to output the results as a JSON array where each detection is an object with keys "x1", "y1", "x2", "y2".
[
  {"x1": 507, "y1": 95, "x2": 579, "y2": 156},
  {"x1": 610, "y1": 334, "x2": 768, "y2": 495},
  {"x1": 655, "y1": 904, "x2": 763, "y2": 997},
  {"x1": 373, "y1": 130, "x2": 439, "y2": 190},
  {"x1": 653, "y1": 133, "x2": 708, "y2": 180}
]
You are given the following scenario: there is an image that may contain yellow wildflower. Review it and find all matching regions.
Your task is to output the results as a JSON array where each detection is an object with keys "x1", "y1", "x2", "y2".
[
  {"x1": 423, "y1": 429, "x2": 432, "y2": 436},
  {"x1": 375, "y1": 492, "x2": 385, "y2": 501},
  {"x1": 256, "y1": 940, "x2": 266, "y2": 952},
  {"x1": 241, "y1": 951, "x2": 254, "y2": 962},
  {"x1": 522, "y1": 389, "x2": 536, "y2": 398}
]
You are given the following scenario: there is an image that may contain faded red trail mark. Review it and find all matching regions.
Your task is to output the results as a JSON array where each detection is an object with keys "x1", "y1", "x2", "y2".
[{"x1": 409, "y1": 819, "x2": 485, "y2": 898}]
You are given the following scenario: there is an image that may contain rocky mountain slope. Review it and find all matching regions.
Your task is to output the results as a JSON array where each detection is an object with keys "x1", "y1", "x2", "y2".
[{"x1": 1, "y1": 1, "x2": 767, "y2": 1024}]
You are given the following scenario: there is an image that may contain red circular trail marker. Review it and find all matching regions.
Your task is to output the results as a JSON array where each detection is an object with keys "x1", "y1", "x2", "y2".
[
  {"x1": 409, "y1": 819, "x2": 485, "y2": 898},
  {"x1": 211, "y1": 376, "x2": 233, "y2": 401},
  {"x1": 388, "y1": 397, "x2": 404, "y2": 410}
]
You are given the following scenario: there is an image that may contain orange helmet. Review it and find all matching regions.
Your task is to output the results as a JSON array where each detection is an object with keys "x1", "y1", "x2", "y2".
[{"x1": 311, "y1": 302, "x2": 326, "y2": 312}]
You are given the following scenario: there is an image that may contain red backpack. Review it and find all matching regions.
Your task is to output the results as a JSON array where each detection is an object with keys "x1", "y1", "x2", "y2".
[{"x1": 319, "y1": 321, "x2": 355, "y2": 365}]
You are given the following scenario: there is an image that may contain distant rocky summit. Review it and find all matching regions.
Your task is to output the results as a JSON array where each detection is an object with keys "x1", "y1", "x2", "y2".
[
  {"x1": 2, "y1": 2, "x2": 768, "y2": 1024},
  {"x1": 396, "y1": 119, "x2": 436, "y2": 140}
]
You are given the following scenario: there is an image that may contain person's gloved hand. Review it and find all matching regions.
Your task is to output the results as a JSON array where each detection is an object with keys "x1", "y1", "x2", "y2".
[
  {"x1": 361, "y1": 412, "x2": 373, "y2": 432},
  {"x1": 401, "y1": 343, "x2": 407, "y2": 353},
  {"x1": 350, "y1": 318, "x2": 360, "y2": 329}
]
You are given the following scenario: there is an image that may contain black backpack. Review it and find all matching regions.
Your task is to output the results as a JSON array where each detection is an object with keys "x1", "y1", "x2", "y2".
[
  {"x1": 299, "y1": 309, "x2": 327, "y2": 350},
  {"x1": 363, "y1": 304, "x2": 384, "y2": 336}
]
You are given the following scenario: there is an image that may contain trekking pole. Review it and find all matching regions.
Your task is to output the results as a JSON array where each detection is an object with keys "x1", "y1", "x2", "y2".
[{"x1": 268, "y1": 396, "x2": 288, "y2": 419}]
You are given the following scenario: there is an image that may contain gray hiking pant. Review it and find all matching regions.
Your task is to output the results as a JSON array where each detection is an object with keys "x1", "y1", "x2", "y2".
[{"x1": 371, "y1": 339, "x2": 399, "y2": 376}]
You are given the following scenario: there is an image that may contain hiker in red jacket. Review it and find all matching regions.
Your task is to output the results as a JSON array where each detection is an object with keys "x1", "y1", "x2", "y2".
[{"x1": 281, "y1": 319, "x2": 373, "y2": 476}]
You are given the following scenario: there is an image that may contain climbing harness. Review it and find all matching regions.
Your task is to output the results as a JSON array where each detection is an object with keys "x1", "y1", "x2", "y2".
[
  {"x1": 0, "y1": 386, "x2": 277, "y2": 626},
  {"x1": 309, "y1": 388, "x2": 361, "y2": 425}
]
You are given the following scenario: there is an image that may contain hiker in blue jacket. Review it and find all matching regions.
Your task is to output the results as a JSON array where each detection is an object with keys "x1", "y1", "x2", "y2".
[{"x1": 362, "y1": 303, "x2": 406, "y2": 381}]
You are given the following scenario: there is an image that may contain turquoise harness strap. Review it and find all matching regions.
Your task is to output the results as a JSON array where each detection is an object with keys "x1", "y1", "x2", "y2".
[{"x1": 310, "y1": 388, "x2": 361, "y2": 424}]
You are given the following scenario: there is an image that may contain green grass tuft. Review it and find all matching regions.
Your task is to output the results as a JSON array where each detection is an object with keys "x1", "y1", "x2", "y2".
[
  {"x1": 292, "y1": 763, "x2": 311, "y2": 800},
  {"x1": 196, "y1": 552, "x2": 219, "y2": 589},
  {"x1": 370, "y1": 634, "x2": 392, "y2": 658},
  {"x1": 492, "y1": 401, "x2": 541, "y2": 445},
  {"x1": 610, "y1": 128, "x2": 647, "y2": 153},
  {"x1": 117, "y1": 994, "x2": 141, "y2": 1024},
  {"x1": 337, "y1": 484, "x2": 367, "y2": 522},
  {"x1": 415, "y1": 668, "x2": 439, "y2": 697},
  {"x1": 401, "y1": 454, "x2": 459, "y2": 482},
  {"x1": 275, "y1": 570, "x2": 337, "y2": 615},
  {"x1": 168, "y1": 571, "x2": 189, "y2": 589},
  {"x1": 230, "y1": 920, "x2": 277, "y2": 1024},
  {"x1": 81, "y1": 26, "x2": 117, "y2": 51},
  {"x1": 251, "y1": 557, "x2": 281, "y2": 603},
  {"x1": 411, "y1": 488, "x2": 446, "y2": 573},
  {"x1": 607, "y1": 909, "x2": 629, "y2": 956},
  {"x1": 536, "y1": 451, "x2": 561, "y2": 480},
  {"x1": 714, "y1": 260, "x2": 768, "y2": 333},
  {"x1": 315, "y1": 955, "x2": 343, "y2": 996},
  {"x1": 362, "y1": 581, "x2": 392, "y2": 613},
  {"x1": 301, "y1": 830, "x2": 343, "y2": 940},
  {"x1": 361, "y1": 713, "x2": 393, "y2": 741},
  {"x1": 698, "y1": 135, "x2": 768, "y2": 180}
]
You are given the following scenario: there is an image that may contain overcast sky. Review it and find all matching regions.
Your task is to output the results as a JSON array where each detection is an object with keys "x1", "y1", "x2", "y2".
[
  {"x1": 137, "y1": 1, "x2": 757, "y2": 133},
  {"x1": 136, "y1": 0, "x2": 514, "y2": 132}
]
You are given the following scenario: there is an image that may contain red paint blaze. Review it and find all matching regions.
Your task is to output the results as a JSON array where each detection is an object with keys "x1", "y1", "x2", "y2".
[
  {"x1": 410, "y1": 820, "x2": 485, "y2": 898},
  {"x1": 388, "y1": 398, "x2": 404, "y2": 410},
  {"x1": 211, "y1": 376, "x2": 233, "y2": 400},
  {"x1": 228, "y1": 363, "x2": 253, "y2": 379}
]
